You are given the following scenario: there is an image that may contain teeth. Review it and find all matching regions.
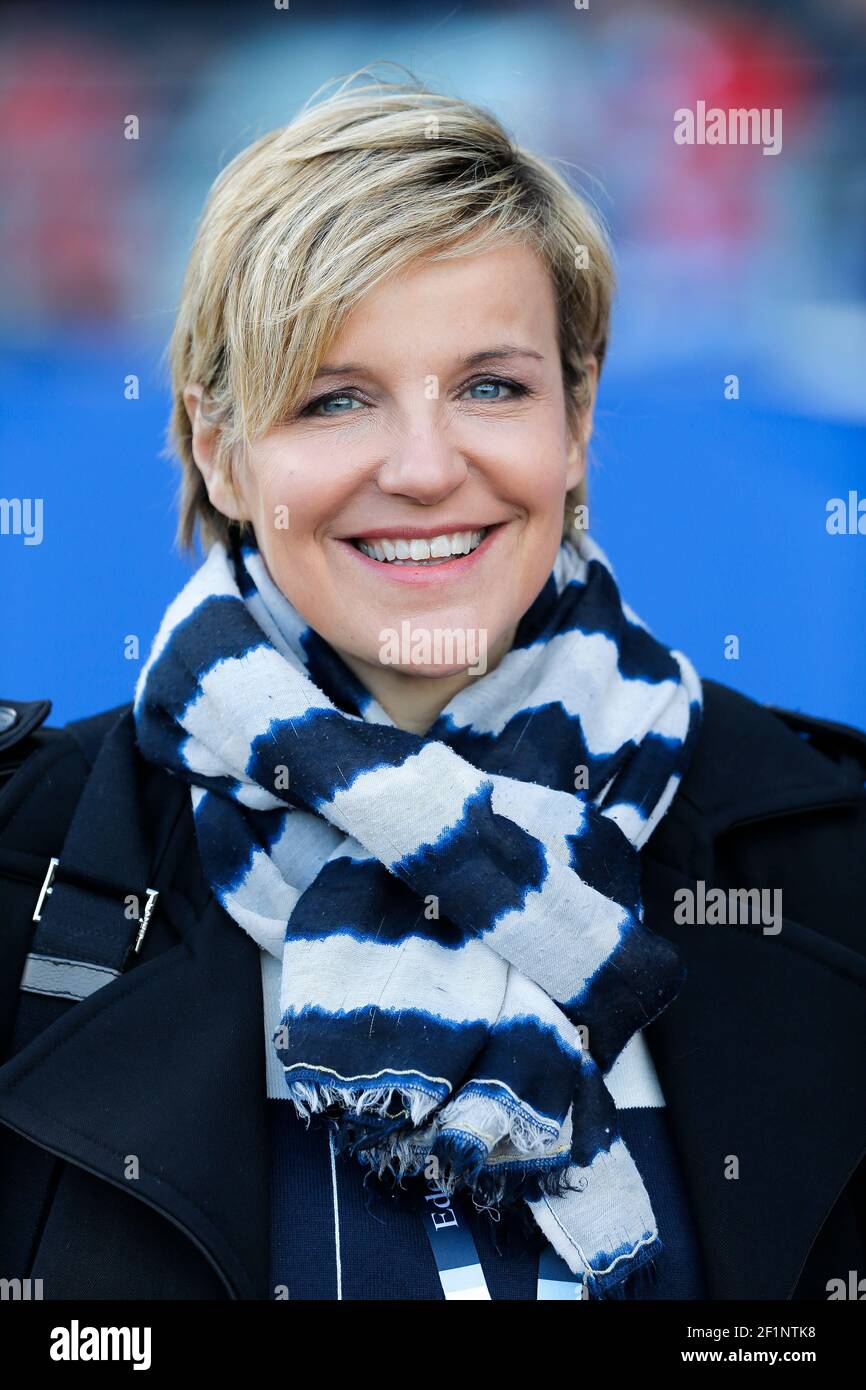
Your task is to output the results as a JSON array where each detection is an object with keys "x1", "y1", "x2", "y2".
[{"x1": 354, "y1": 528, "x2": 488, "y2": 564}]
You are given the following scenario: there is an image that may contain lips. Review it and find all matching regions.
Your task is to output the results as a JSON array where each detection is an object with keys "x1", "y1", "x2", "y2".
[{"x1": 337, "y1": 522, "x2": 504, "y2": 583}]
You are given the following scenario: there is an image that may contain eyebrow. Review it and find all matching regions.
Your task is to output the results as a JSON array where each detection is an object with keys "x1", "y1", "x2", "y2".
[{"x1": 312, "y1": 345, "x2": 545, "y2": 379}]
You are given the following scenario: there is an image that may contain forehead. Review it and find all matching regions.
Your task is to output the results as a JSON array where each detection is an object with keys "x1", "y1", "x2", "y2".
[{"x1": 323, "y1": 242, "x2": 558, "y2": 363}]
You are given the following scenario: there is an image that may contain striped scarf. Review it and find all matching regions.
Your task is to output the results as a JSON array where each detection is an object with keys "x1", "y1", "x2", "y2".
[{"x1": 133, "y1": 529, "x2": 702, "y2": 1296}]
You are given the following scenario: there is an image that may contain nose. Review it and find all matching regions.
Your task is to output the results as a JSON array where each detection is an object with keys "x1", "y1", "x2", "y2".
[{"x1": 374, "y1": 425, "x2": 469, "y2": 506}]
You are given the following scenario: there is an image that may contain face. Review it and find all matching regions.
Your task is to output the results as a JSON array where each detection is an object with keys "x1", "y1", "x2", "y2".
[{"x1": 187, "y1": 241, "x2": 596, "y2": 689}]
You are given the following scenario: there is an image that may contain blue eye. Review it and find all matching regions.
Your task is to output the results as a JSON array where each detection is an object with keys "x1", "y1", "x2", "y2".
[
  {"x1": 301, "y1": 375, "x2": 531, "y2": 417},
  {"x1": 462, "y1": 376, "x2": 529, "y2": 402},
  {"x1": 306, "y1": 392, "x2": 362, "y2": 416}
]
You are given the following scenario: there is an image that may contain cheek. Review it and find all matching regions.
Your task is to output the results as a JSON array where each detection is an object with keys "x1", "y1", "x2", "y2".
[
  {"x1": 495, "y1": 426, "x2": 572, "y2": 512},
  {"x1": 252, "y1": 462, "x2": 365, "y2": 630},
  {"x1": 250, "y1": 451, "x2": 341, "y2": 543}
]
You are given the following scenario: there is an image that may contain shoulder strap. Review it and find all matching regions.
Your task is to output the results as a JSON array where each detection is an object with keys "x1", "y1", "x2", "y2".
[
  {"x1": 64, "y1": 701, "x2": 135, "y2": 770},
  {"x1": 9, "y1": 705, "x2": 189, "y2": 1056}
]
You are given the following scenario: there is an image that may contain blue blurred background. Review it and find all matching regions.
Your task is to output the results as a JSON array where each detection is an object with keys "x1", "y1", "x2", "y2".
[{"x1": 2, "y1": 0, "x2": 864, "y2": 727}]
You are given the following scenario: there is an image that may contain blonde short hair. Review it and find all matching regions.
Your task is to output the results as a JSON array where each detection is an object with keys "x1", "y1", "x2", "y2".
[{"x1": 165, "y1": 64, "x2": 616, "y2": 555}]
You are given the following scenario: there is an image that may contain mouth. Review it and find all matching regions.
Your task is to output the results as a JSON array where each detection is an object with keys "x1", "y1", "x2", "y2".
[
  {"x1": 353, "y1": 527, "x2": 487, "y2": 564},
  {"x1": 335, "y1": 523, "x2": 504, "y2": 584}
]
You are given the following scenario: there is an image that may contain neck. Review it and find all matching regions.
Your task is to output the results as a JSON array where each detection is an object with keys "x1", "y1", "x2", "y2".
[{"x1": 340, "y1": 624, "x2": 517, "y2": 734}]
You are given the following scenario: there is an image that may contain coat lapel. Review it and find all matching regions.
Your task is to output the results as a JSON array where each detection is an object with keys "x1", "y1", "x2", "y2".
[
  {"x1": 642, "y1": 681, "x2": 866, "y2": 1299},
  {"x1": 643, "y1": 854, "x2": 866, "y2": 1298},
  {"x1": 0, "y1": 883, "x2": 271, "y2": 1299}
]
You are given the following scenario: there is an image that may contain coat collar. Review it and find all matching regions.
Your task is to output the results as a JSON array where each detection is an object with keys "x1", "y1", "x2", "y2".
[
  {"x1": 663, "y1": 678, "x2": 865, "y2": 849},
  {"x1": 0, "y1": 683, "x2": 863, "y2": 1300}
]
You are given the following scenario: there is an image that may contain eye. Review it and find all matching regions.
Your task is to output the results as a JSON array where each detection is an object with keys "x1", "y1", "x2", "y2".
[
  {"x1": 302, "y1": 391, "x2": 365, "y2": 417},
  {"x1": 300, "y1": 374, "x2": 533, "y2": 417},
  {"x1": 460, "y1": 375, "x2": 531, "y2": 403}
]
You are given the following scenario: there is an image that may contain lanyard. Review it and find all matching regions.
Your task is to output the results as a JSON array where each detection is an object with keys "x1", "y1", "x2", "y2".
[{"x1": 421, "y1": 1177, "x2": 585, "y2": 1301}]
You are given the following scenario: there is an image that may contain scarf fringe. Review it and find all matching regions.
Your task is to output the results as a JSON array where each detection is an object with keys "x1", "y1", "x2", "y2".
[
  {"x1": 355, "y1": 1140, "x2": 580, "y2": 1208},
  {"x1": 337, "y1": 1126, "x2": 579, "y2": 1209},
  {"x1": 586, "y1": 1251, "x2": 661, "y2": 1300},
  {"x1": 286, "y1": 1080, "x2": 441, "y2": 1130},
  {"x1": 286, "y1": 1077, "x2": 575, "y2": 1208},
  {"x1": 437, "y1": 1088, "x2": 562, "y2": 1159}
]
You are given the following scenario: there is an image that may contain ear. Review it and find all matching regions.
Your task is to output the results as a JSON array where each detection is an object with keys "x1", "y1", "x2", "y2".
[
  {"x1": 183, "y1": 383, "x2": 247, "y2": 522},
  {"x1": 565, "y1": 355, "x2": 598, "y2": 492}
]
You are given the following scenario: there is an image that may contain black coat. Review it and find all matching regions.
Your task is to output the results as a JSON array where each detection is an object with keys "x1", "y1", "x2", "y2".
[{"x1": 0, "y1": 678, "x2": 864, "y2": 1301}]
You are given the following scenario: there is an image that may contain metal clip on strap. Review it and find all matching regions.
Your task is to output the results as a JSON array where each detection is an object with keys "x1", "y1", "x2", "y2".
[{"x1": 22, "y1": 855, "x2": 160, "y2": 1004}]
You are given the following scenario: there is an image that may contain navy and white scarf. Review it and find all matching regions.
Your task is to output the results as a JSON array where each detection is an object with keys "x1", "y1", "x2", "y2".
[{"x1": 133, "y1": 529, "x2": 702, "y2": 1296}]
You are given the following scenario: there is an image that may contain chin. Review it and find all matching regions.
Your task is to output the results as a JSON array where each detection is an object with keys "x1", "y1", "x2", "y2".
[
  {"x1": 380, "y1": 659, "x2": 487, "y2": 680},
  {"x1": 367, "y1": 615, "x2": 493, "y2": 679}
]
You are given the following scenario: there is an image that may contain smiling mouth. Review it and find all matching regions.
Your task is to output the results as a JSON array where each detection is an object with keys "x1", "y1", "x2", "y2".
[{"x1": 349, "y1": 527, "x2": 490, "y2": 566}]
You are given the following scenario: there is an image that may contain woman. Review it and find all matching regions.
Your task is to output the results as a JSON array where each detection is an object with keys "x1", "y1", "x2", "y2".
[{"x1": 1, "y1": 72, "x2": 864, "y2": 1304}]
